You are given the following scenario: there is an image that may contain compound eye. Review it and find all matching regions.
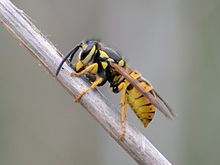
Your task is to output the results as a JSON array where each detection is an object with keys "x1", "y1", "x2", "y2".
[{"x1": 80, "y1": 43, "x2": 93, "y2": 60}]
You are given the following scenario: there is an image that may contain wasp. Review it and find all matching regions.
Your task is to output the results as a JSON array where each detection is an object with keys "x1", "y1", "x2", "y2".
[{"x1": 56, "y1": 40, "x2": 175, "y2": 140}]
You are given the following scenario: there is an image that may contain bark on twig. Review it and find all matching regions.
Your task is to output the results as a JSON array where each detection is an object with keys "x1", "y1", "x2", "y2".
[{"x1": 0, "y1": 0, "x2": 172, "y2": 164}]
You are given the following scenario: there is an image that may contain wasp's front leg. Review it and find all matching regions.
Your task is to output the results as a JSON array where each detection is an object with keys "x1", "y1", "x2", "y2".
[
  {"x1": 70, "y1": 63, "x2": 102, "y2": 102},
  {"x1": 71, "y1": 63, "x2": 98, "y2": 77}
]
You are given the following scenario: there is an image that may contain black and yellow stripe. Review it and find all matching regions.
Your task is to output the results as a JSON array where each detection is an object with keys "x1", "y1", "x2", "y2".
[
  {"x1": 116, "y1": 70, "x2": 157, "y2": 128},
  {"x1": 126, "y1": 78, "x2": 156, "y2": 127}
]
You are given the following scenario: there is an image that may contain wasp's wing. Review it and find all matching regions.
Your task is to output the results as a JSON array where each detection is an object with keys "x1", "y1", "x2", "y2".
[
  {"x1": 109, "y1": 62, "x2": 175, "y2": 119},
  {"x1": 154, "y1": 91, "x2": 176, "y2": 117}
]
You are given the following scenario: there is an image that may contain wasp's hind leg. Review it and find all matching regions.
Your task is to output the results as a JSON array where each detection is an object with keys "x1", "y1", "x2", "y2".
[{"x1": 117, "y1": 82, "x2": 128, "y2": 141}]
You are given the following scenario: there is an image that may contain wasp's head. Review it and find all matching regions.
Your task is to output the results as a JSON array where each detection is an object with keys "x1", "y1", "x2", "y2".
[
  {"x1": 56, "y1": 40, "x2": 100, "y2": 76},
  {"x1": 75, "y1": 40, "x2": 99, "y2": 72}
]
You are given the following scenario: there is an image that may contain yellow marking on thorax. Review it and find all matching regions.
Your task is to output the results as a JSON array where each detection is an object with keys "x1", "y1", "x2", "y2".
[
  {"x1": 99, "y1": 50, "x2": 109, "y2": 58},
  {"x1": 101, "y1": 62, "x2": 108, "y2": 69},
  {"x1": 118, "y1": 60, "x2": 125, "y2": 67}
]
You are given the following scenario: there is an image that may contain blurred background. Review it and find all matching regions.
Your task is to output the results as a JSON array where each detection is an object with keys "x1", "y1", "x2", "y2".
[{"x1": 0, "y1": 0, "x2": 220, "y2": 164}]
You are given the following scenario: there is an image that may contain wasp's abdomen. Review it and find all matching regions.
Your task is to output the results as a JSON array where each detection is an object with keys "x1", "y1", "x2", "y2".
[{"x1": 126, "y1": 81, "x2": 157, "y2": 127}]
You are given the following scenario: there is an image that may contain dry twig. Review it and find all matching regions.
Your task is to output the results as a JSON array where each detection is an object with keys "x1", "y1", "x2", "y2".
[{"x1": 0, "y1": 0, "x2": 172, "y2": 164}]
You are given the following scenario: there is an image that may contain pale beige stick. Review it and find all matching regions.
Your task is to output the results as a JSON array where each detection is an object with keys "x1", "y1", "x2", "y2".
[{"x1": 0, "y1": 1, "x2": 172, "y2": 164}]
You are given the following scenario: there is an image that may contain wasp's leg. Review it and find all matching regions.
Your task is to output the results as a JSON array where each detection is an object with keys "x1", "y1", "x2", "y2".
[
  {"x1": 71, "y1": 63, "x2": 98, "y2": 77},
  {"x1": 75, "y1": 77, "x2": 103, "y2": 102},
  {"x1": 117, "y1": 82, "x2": 128, "y2": 141}
]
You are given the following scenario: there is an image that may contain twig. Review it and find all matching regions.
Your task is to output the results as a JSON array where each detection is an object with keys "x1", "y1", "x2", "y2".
[{"x1": 0, "y1": 0, "x2": 172, "y2": 164}]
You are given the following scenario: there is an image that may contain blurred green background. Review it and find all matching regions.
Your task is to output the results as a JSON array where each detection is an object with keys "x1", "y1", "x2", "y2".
[{"x1": 0, "y1": 0, "x2": 220, "y2": 164}]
